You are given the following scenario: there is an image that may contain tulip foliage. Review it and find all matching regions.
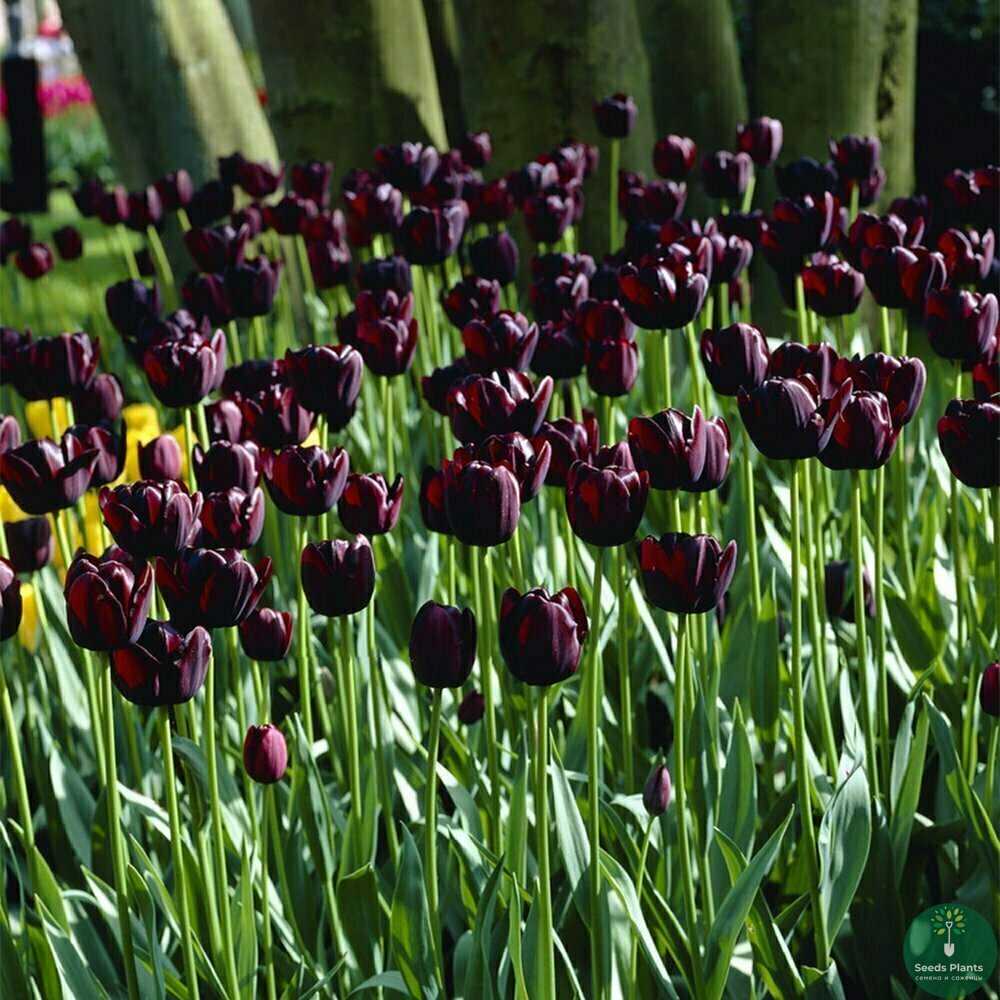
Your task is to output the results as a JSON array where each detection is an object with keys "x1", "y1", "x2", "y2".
[{"x1": 0, "y1": 102, "x2": 998, "y2": 1000}]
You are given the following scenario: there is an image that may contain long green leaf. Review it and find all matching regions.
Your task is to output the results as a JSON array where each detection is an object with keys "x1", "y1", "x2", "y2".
[{"x1": 390, "y1": 828, "x2": 440, "y2": 1000}]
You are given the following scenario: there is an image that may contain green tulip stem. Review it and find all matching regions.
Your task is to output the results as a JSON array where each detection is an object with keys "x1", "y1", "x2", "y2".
[
  {"x1": 182, "y1": 408, "x2": 198, "y2": 492},
  {"x1": 792, "y1": 463, "x2": 830, "y2": 966},
  {"x1": 510, "y1": 527, "x2": 526, "y2": 594},
  {"x1": 115, "y1": 224, "x2": 141, "y2": 281},
  {"x1": 297, "y1": 523, "x2": 315, "y2": 744},
  {"x1": 203, "y1": 651, "x2": 242, "y2": 1000},
  {"x1": 994, "y1": 487, "x2": 1000, "y2": 638},
  {"x1": 587, "y1": 545, "x2": 607, "y2": 1000},
  {"x1": 226, "y1": 321, "x2": 244, "y2": 367},
  {"x1": 340, "y1": 617, "x2": 365, "y2": 862},
  {"x1": 661, "y1": 329, "x2": 672, "y2": 410},
  {"x1": 874, "y1": 465, "x2": 891, "y2": 796},
  {"x1": 684, "y1": 323, "x2": 706, "y2": 412},
  {"x1": 370, "y1": 602, "x2": 400, "y2": 866},
  {"x1": 879, "y1": 306, "x2": 892, "y2": 354},
  {"x1": 985, "y1": 722, "x2": 998, "y2": 837},
  {"x1": 740, "y1": 422, "x2": 762, "y2": 619},
  {"x1": 381, "y1": 377, "x2": 395, "y2": 482},
  {"x1": 534, "y1": 686, "x2": 556, "y2": 999},
  {"x1": 608, "y1": 138, "x2": 620, "y2": 253},
  {"x1": 158, "y1": 709, "x2": 200, "y2": 999},
  {"x1": 229, "y1": 627, "x2": 259, "y2": 831},
  {"x1": 100, "y1": 659, "x2": 142, "y2": 1000},
  {"x1": 849, "y1": 471, "x2": 879, "y2": 801},
  {"x1": 260, "y1": 785, "x2": 277, "y2": 1000},
  {"x1": 893, "y1": 427, "x2": 915, "y2": 599},
  {"x1": 615, "y1": 545, "x2": 634, "y2": 791},
  {"x1": 424, "y1": 688, "x2": 445, "y2": 984},
  {"x1": 794, "y1": 274, "x2": 808, "y2": 344},
  {"x1": 740, "y1": 174, "x2": 757, "y2": 214},
  {"x1": 719, "y1": 281, "x2": 730, "y2": 328},
  {"x1": 483, "y1": 551, "x2": 508, "y2": 847},
  {"x1": 145, "y1": 225, "x2": 177, "y2": 307},
  {"x1": 252, "y1": 314, "x2": 269, "y2": 360},
  {"x1": 0, "y1": 653, "x2": 37, "y2": 894},
  {"x1": 950, "y1": 472, "x2": 967, "y2": 670}
]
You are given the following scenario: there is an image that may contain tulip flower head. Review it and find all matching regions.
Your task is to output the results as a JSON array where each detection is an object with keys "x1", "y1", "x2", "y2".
[
  {"x1": 409, "y1": 601, "x2": 477, "y2": 688},
  {"x1": 642, "y1": 764, "x2": 673, "y2": 815},
  {"x1": 301, "y1": 536, "x2": 376, "y2": 617},
  {"x1": 499, "y1": 586, "x2": 588, "y2": 686},
  {"x1": 638, "y1": 532, "x2": 737, "y2": 614},
  {"x1": 239, "y1": 607, "x2": 293, "y2": 662},
  {"x1": 0, "y1": 558, "x2": 23, "y2": 642},
  {"x1": 110, "y1": 619, "x2": 211, "y2": 706},
  {"x1": 243, "y1": 725, "x2": 288, "y2": 784}
]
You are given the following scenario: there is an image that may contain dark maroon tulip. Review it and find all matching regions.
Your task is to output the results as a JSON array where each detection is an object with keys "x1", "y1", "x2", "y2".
[
  {"x1": 264, "y1": 194, "x2": 317, "y2": 237},
  {"x1": 585, "y1": 336, "x2": 640, "y2": 397},
  {"x1": 263, "y1": 446, "x2": 349, "y2": 516},
  {"x1": 467, "y1": 177, "x2": 516, "y2": 225},
  {"x1": 462, "y1": 312, "x2": 538, "y2": 373},
  {"x1": 344, "y1": 185, "x2": 405, "y2": 245},
  {"x1": 639, "y1": 532, "x2": 737, "y2": 614},
  {"x1": 468, "y1": 231, "x2": 520, "y2": 286},
  {"x1": 106, "y1": 279, "x2": 161, "y2": 340},
  {"x1": 980, "y1": 662, "x2": 1000, "y2": 718},
  {"x1": 925, "y1": 290, "x2": 999, "y2": 369},
  {"x1": 243, "y1": 725, "x2": 288, "y2": 784},
  {"x1": 222, "y1": 357, "x2": 286, "y2": 398},
  {"x1": 768, "y1": 341, "x2": 841, "y2": 397},
  {"x1": 532, "y1": 416, "x2": 600, "y2": 488},
  {"x1": 441, "y1": 277, "x2": 502, "y2": 330},
  {"x1": 938, "y1": 227, "x2": 995, "y2": 285},
  {"x1": 307, "y1": 240, "x2": 352, "y2": 290},
  {"x1": 228, "y1": 256, "x2": 282, "y2": 318},
  {"x1": 617, "y1": 258, "x2": 709, "y2": 330},
  {"x1": 972, "y1": 361, "x2": 1000, "y2": 401},
  {"x1": 508, "y1": 161, "x2": 560, "y2": 203},
  {"x1": 239, "y1": 608, "x2": 293, "y2": 662},
  {"x1": 72, "y1": 373, "x2": 124, "y2": 425},
  {"x1": 111, "y1": 620, "x2": 211, "y2": 706},
  {"x1": 97, "y1": 185, "x2": 129, "y2": 225},
  {"x1": 198, "y1": 487, "x2": 266, "y2": 549},
  {"x1": 11, "y1": 332, "x2": 99, "y2": 400},
  {"x1": 829, "y1": 134, "x2": 881, "y2": 180},
  {"x1": 4, "y1": 516, "x2": 52, "y2": 573},
  {"x1": 241, "y1": 160, "x2": 286, "y2": 200},
  {"x1": 240, "y1": 385, "x2": 313, "y2": 449},
  {"x1": 184, "y1": 225, "x2": 249, "y2": 272},
  {"x1": 523, "y1": 185, "x2": 576, "y2": 245},
  {"x1": 457, "y1": 433, "x2": 551, "y2": 503},
  {"x1": 628, "y1": 407, "x2": 730, "y2": 492},
  {"x1": 301, "y1": 536, "x2": 375, "y2": 617},
  {"x1": 459, "y1": 131, "x2": 492, "y2": 168},
  {"x1": 395, "y1": 202, "x2": 466, "y2": 265},
  {"x1": 937, "y1": 397, "x2": 1000, "y2": 489},
  {"x1": 72, "y1": 178, "x2": 104, "y2": 218},
  {"x1": 528, "y1": 268, "x2": 589, "y2": 322},
  {"x1": 192, "y1": 440, "x2": 260, "y2": 493},
  {"x1": 157, "y1": 547, "x2": 272, "y2": 629},
  {"x1": 1, "y1": 437, "x2": 98, "y2": 515},
  {"x1": 842, "y1": 211, "x2": 922, "y2": 269},
  {"x1": 154, "y1": 170, "x2": 194, "y2": 211},
  {"x1": 0, "y1": 218, "x2": 31, "y2": 263},
  {"x1": 139, "y1": 435, "x2": 184, "y2": 482},
  {"x1": 63, "y1": 422, "x2": 125, "y2": 487},
  {"x1": 774, "y1": 158, "x2": 838, "y2": 198},
  {"x1": 374, "y1": 142, "x2": 439, "y2": 192},
  {"x1": 422, "y1": 357, "x2": 473, "y2": 415},
  {"x1": 593, "y1": 93, "x2": 637, "y2": 138},
  {"x1": 643, "y1": 764, "x2": 672, "y2": 815},
  {"x1": 100, "y1": 480, "x2": 202, "y2": 559},
  {"x1": 299, "y1": 210, "x2": 347, "y2": 244},
  {"x1": 0, "y1": 415, "x2": 20, "y2": 457},
  {"x1": 565, "y1": 459, "x2": 649, "y2": 547},
  {"x1": 802, "y1": 259, "x2": 865, "y2": 317},
  {"x1": 442, "y1": 460, "x2": 521, "y2": 547},
  {"x1": 143, "y1": 330, "x2": 226, "y2": 408},
  {"x1": 53, "y1": 225, "x2": 83, "y2": 261},
  {"x1": 818, "y1": 389, "x2": 898, "y2": 470},
  {"x1": 899, "y1": 248, "x2": 948, "y2": 305},
  {"x1": 458, "y1": 689, "x2": 485, "y2": 724},
  {"x1": 832, "y1": 353, "x2": 926, "y2": 427},
  {"x1": 186, "y1": 181, "x2": 235, "y2": 228},
  {"x1": 15, "y1": 242, "x2": 53, "y2": 280},
  {"x1": 181, "y1": 271, "x2": 233, "y2": 326},
  {"x1": 0, "y1": 558, "x2": 21, "y2": 642},
  {"x1": 337, "y1": 473, "x2": 404, "y2": 536},
  {"x1": 860, "y1": 246, "x2": 921, "y2": 309},
  {"x1": 716, "y1": 210, "x2": 767, "y2": 249},
  {"x1": 763, "y1": 193, "x2": 839, "y2": 269},
  {"x1": 653, "y1": 136, "x2": 697, "y2": 181},
  {"x1": 284, "y1": 344, "x2": 363, "y2": 430},
  {"x1": 623, "y1": 180, "x2": 687, "y2": 225},
  {"x1": 290, "y1": 160, "x2": 333, "y2": 207},
  {"x1": 736, "y1": 117, "x2": 783, "y2": 167},
  {"x1": 410, "y1": 601, "x2": 477, "y2": 688},
  {"x1": 706, "y1": 233, "x2": 753, "y2": 284},
  {"x1": 824, "y1": 560, "x2": 875, "y2": 622},
  {"x1": 701, "y1": 152, "x2": 753, "y2": 201},
  {"x1": 64, "y1": 551, "x2": 153, "y2": 650},
  {"x1": 205, "y1": 399, "x2": 245, "y2": 443},
  {"x1": 419, "y1": 465, "x2": 452, "y2": 535},
  {"x1": 738, "y1": 375, "x2": 852, "y2": 461},
  {"x1": 499, "y1": 586, "x2": 588, "y2": 687},
  {"x1": 218, "y1": 153, "x2": 253, "y2": 188},
  {"x1": 1, "y1": 327, "x2": 29, "y2": 382},
  {"x1": 700, "y1": 323, "x2": 770, "y2": 397},
  {"x1": 531, "y1": 319, "x2": 586, "y2": 380},
  {"x1": 125, "y1": 186, "x2": 164, "y2": 231},
  {"x1": 355, "y1": 316, "x2": 418, "y2": 377},
  {"x1": 447, "y1": 368, "x2": 553, "y2": 444}
]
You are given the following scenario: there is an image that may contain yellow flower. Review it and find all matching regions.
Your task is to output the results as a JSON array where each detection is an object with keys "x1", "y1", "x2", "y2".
[
  {"x1": 123, "y1": 403, "x2": 161, "y2": 436},
  {"x1": 302, "y1": 426, "x2": 321, "y2": 448},
  {"x1": 18, "y1": 582, "x2": 41, "y2": 652},
  {"x1": 25, "y1": 397, "x2": 70, "y2": 439},
  {"x1": 83, "y1": 492, "x2": 105, "y2": 554},
  {"x1": 0, "y1": 486, "x2": 29, "y2": 524}
]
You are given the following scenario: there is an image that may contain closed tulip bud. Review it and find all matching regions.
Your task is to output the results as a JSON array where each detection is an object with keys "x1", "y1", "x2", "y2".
[
  {"x1": 523, "y1": 185, "x2": 577, "y2": 244},
  {"x1": 937, "y1": 398, "x2": 1000, "y2": 489},
  {"x1": 642, "y1": 764, "x2": 672, "y2": 815},
  {"x1": 593, "y1": 92, "x2": 637, "y2": 138},
  {"x1": 53, "y1": 225, "x2": 84, "y2": 261},
  {"x1": 707, "y1": 233, "x2": 754, "y2": 284},
  {"x1": 464, "y1": 432, "x2": 551, "y2": 503},
  {"x1": 860, "y1": 246, "x2": 920, "y2": 309},
  {"x1": 72, "y1": 177, "x2": 105, "y2": 217},
  {"x1": 395, "y1": 202, "x2": 466, "y2": 265},
  {"x1": 356, "y1": 316, "x2": 419, "y2": 377},
  {"x1": 457, "y1": 689, "x2": 485, "y2": 724},
  {"x1": 443, "y1": 460, "x2": 521, "y2": 546},
  {"x1": 638, "y1": 532, "x2": 737, "y2": 614},
  {"x1": 239, "y1": 608, "x2": 293, "y2": 662},
  {"x1": 184, "y1": 225, "x2": 249, "y2": 272},
  {"x1": 531, "y1": 320, "x2": 585, "y2": 381},
  {"x1": 532, "y1": 415, "x2": 599, "y2": 488},
  {"x1": 829, "y1": 134, "x2": 881, "y2": 181},
  {"x1": 263, "y1": 445, "x2": 349, "y2": 516},
  {"x1": 938, "y1": 228, "x2": 995, "y2": 285},
  {"x1": 529, "y1": 269, "x2": 589, "y2": 322},
  {"x1": 338, "y1": 473, "x2": 404, "y2": 535},
  {"x1": 409, "y1": 601, "x2": 477, "y2": 687},
  {"x1": 187, "y1": 181, "x2": 235, "y2": 227},
  {"x1": 653, "y1": 135, "x2": 698, "y2": 180},
  {"x1": 0, "y1": 414, "x2": 20, "y2": 457},
  {"x1": 824, "y1": 560, "x2": 875, "y2": 622},
  {"x1": 63, "y1": 421, "x2": 126, "y2": 487},
  {"x1": 125, "y1": 186, "x2": 164, "y2": 231},
  {"x1": 768, "y1": 341, "x2": 841, "y2": 396},
  {"x1": 701, "y1": 152, "x2": 753, "y2": 201},
  {"x1": 738, "y1": 375, "x2": 852, "y2": 461},
  {"x1": 182, "y1": 271, "x2": 233, "y2": 326},
  {"x1": 139, "y1": 435, "x2": 184, "y2": 481},
  {"x1": 565, "y1": 459, "x2": 649, "y2": 547},
  {"x1": 736, "y1": 117, "x2": 783, "y2": 166},
  {"x1": 198, "y1": 487, "x2": 265, "y2": 548},
  {"x1": 15, "y1": 242, "x2": 54, "y2": 280},
  {"x1": 441, "y1": 277, "x2": 502, "y2": 330},
  {"x1": 301, "y1": 536, "x2": 375, "y2": 617},
  {"x1": 833, "y1": 353, "x2": 926, "y2": 427},
  {"x1": 422, "y1": 358, "x2": 473, "y2": 415},
  {"x1": 289, "y1": 160, "x2": 332, "y2": 207},
  {"x1": 469, "y1": 232, "x2": 520, "y2": 286},
  {"x1": 300, "y1": 210, "x2": 347, "y2": 245},
  {"x1": 12, "y1": 332, "x2": 99, "y2": 400},
  {"x1": 307, "y1": 240, "x2": 352, "y2": 290},
  {"x1": 97, "y1": 185, "x2": 129, "y2": 225},
  {"x1": 4, "y1": 516, "x2": 52, "y2": 573},
  {"x1": 499, "y1": 586, "x2": 588, "y2": 686},
  {"x1": 143, "y1": 330, "x2": 226, "y2": 408},
  {"x1": 240, "y1": 386, "x2": 313, "y2": 449},
  {"x1": 775, "y1": 157, "x2": 838, "y2": 198},
  {"x1": 100, "y1": 480, "x2": 202, "y2": 559},
  {"x1": 447, "y1": 368, "x2": 553, "y2": 444},
  {"x1": 154, "y1": 170, "x2": 194, "y2": 211},
  {"x1": 467, "y1": 177, "x2": 516, "y2": 225},
  {"x1": 802, "y1": 259, "x2": 865, "y2": 316},
  {"x1": 818, "y1": 389, "x2": 899, "y2": 470},
  {"x1": 284, "y1": 344, "x2": 363, "y2": 430},
  {"x1": 585, "y1": 336, "x2": 640, "y2": 397},
  {"x1": 463, "y1": 312, "x2": 538, "y2": 373},
  {"x1": 72, "y1": 373, "x2": 124, "y2": 425},
  {"x1": 205, "y1": 399, "x2": 245, "y2": 443},
  {"x1": 0, "y1": 559, "x2": 21, "y2": 642},
  {"x1": 64, "y1": 551, "x2": 153, "y2": 650},
  {"x1": 344, "y1": 185, "x2": 405, "y2": 245},
  {"x1": 374, "y1": 142, "x2": 439, "y2": 192},
  {"x1": 618, "y1": 259, "x2": 709, "y2": 330},
  {"x1": 925, "y1": 290, "x2": 999, "y2": 369},
  {"x1": 111, "y1": 620, "x2": 211, "y2": 706},
  {"x1": 106, "y1": 279, "x2": 161, "y2": 340},
  {"x1": 980, "y1": 662, "x2": 1000, "y2": 718},
  {"x1": 240, "y1": 159, "x2": 285, "y2": 199},
  {"x1": 228, "y1": 256, "x2": 282, "y2": 318},
  {"x1": 1, "y1": 437, "x2": 99, "y2": 515},
  {"x1": 458, "y1": 131, "x2": 492, "y2": 169},
  {"x1": 629, "y1": 406, "x2": 730, "y2": 492},
  {"x1": 1, "y1": 328, "x2": 30, "y2": 383},
  {"x1": 243, "y1": 725, "x2": 288, "y2": 783},
  {"x1": 700, "y1": 323, "x2": 770, "y2": 397},
  {"x1": 192, "y1": 440, "x2": 260, "y2": 492}
]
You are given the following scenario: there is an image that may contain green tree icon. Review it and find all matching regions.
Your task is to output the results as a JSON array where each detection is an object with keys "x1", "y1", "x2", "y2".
[{"x1": 931, "y1": 907, "x2": 967, "y2": 956}]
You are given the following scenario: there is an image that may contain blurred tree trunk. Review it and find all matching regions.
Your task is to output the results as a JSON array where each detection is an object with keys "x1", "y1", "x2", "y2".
[
  {"x1": 876, "y1": 0, "x2": 918, "y2": 199},
  {"x1": 453, "y1": 0, "x2": 655, "y2": 254},
  {"x1": 423, "y1": 0, "x2": 466, "y2": 142},
  {"x1": 247, "y1": 0, "x2": 448, "y2": 176},
  {"x1": 221, "y1": 0, "x2": 259, "y2": 53},
  {"x1": 60, "y1": 0, "x2": 277, "y2": 188}
]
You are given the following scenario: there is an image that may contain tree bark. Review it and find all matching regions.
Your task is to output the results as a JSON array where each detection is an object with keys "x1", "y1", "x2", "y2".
[
  {"x1": 60, "y1": 0, "x2": 278, "y2": 189},
  {"x1": 422, "y1": 0, "x2": 466, "y2": 142},
  {"x1": 875, "y1": 0, "x2": 918, "y2": 199},
  {"x1": 453, "y1": 0, "x2": 656, "y2": 254},
  {"x1": 247, "y1": 0, "x2": 448, "y2": 177}
]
